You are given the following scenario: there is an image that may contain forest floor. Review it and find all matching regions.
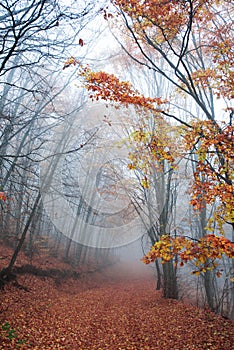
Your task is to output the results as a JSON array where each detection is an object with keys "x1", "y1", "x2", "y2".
[{"x1": 0, "y1": 245, "x2": 233, "y2": 350}]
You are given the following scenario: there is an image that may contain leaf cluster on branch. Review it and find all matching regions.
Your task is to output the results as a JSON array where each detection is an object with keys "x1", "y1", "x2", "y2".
[
  {"x1": 63, "y1": 0, "x2": 234, "y2": 278},
  {"x1": 142, "y1": 234, "x2": 234, "y2": 278}
]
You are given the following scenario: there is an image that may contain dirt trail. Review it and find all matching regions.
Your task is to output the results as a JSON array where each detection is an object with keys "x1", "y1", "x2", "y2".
[{"x1": 0, "y1": 265, "x2": 233, "y2": 350}]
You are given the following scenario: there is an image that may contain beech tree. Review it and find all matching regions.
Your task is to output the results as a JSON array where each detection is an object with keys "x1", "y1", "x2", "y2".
[{"x1": 63, "y1": 0, "x2": 234, "y2": 313}]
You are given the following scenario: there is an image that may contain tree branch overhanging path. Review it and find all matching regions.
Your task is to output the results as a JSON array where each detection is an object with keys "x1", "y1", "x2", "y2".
[
  {"x1": 0, "y1": 1, "x2": 234, "y2": 348},
  {"x1": 64, "y1": 0, "x2": 234, "y2": 312}
]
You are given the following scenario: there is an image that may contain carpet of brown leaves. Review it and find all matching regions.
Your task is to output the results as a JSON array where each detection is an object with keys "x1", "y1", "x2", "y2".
[{"x1": 0, "y1": 246, "x2": 233, "y2": 349}]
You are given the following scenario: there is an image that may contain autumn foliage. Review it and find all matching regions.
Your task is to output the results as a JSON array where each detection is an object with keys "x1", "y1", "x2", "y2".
[
  {"x1": 0, "y1": 192, "x2": 6, "y2": 202},
  {"x1": 80, "y1": 67, "x2": 167, "y2": 109},
  {"x1": 142, "y1": 234, "x2": 234, "y2": 277},
  {"x1": 184, "y1": 120, "x2": 234, "y2": 230},
  {"x1": 63, "y1": 0, "x2": 234, "y2": 286},
  {"x1": 0, "y1": 245, "x2": 233, "y2": 349},
  {"x1": 112, "y1": 0, "x2": 234, "y2": 100}
]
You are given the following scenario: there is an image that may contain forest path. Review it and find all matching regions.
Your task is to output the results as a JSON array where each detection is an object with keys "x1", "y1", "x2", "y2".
[{"x1": 0, "y1": 271, "x2": 233, "y2": 350}]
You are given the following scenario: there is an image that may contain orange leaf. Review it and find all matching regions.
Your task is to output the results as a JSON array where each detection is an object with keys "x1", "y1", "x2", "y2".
[{"x1": 0, "y1": 192, "x2": 6, "y2": 201}]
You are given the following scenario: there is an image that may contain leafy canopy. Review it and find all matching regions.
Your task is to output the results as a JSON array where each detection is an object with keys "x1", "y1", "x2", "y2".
[{"x1": 63, "y1": 0, "x2": 234, "y2": 275}]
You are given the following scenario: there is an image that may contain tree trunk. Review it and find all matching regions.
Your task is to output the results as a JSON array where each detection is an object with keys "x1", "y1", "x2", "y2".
[
  {"x1": 155, "y1": 259, "x2": 162, "y2": 290},
  {"x1": 204, "y1": 268, "x2": 215, "y2": 311},
  {"x1": 0, "y1": 193, "x2": 41, "y2": 284},
  {"x1": 162, "y1": 261, "x2": 178, "y2": 299},
  {"x1": 231, "y1": 227, "x2": 234, "y2": 319},
  {"x1": 64, "y1": 238, "x2": 72, "y2": 261},
  {"x1": 199, "y1": 203, "x2": 216, "y2": 311}
]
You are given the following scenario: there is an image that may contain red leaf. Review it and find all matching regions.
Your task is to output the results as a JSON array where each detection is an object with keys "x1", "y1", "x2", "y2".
[{"x1": 78, "y1": 38, "x2": 84, "y2": 46}]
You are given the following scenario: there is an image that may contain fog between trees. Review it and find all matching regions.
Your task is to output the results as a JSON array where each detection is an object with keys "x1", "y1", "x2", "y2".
[{"x1": 0, "y1": 0, "x2": 233, "y2": 318}]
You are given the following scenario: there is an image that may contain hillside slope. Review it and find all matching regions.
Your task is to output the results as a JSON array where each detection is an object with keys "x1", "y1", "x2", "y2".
[{"x1": 0, "y1": 245, "x2": 233, "y2": 349}]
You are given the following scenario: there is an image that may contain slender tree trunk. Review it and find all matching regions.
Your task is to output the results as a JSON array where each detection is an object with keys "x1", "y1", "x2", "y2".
[
  {"x1": 148, "y1": 226, "x2": 162, "y2": 290},
  {"x1": 64, "y1": 238, "x2": 72, "y2": 261},
  {"x1": 155, "y1": 165, "x2": 178, "y2": 299},
  {"x1": 155, "y1": 259, "x2": 162, "y2": 290},
  {"x1": 2, "y1": 193, "x2": 41, "y2": 277},
  {"x1": 199, "y1": 203, "x2": 216, "y2": 311},
  {"x1": 231, "y1": 227, "x2": 234, "y2": 319}
]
